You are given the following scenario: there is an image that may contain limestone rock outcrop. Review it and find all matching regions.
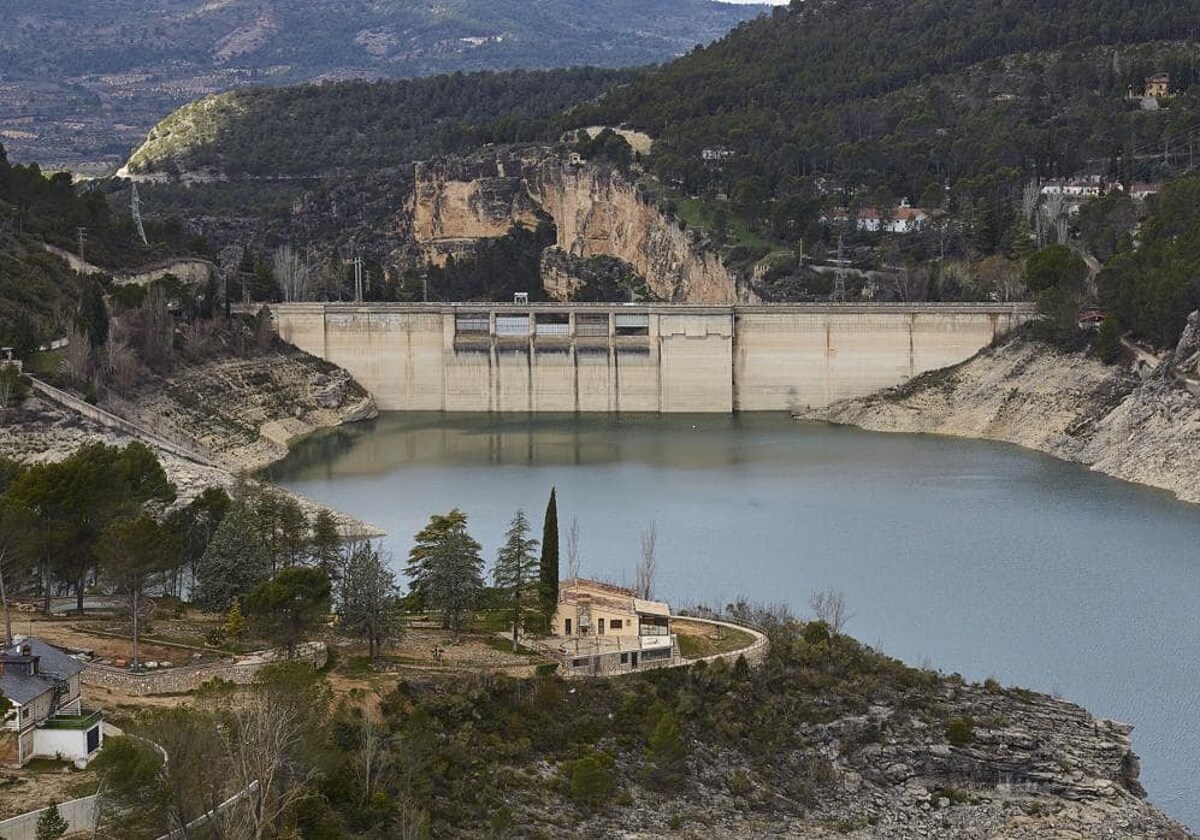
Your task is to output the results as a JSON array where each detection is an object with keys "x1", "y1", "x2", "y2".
[
  {"x1": 806, "y1": 324, "x2": 1200, "y2": 505},
  {"x1": 570, "y1": 681, "x2": 1190, "y2": 838},
  {"x1": 105, "y1": 352, "x2": 378, "y2": 474},
  {"x1": 408, "y1": 146, "x2": 544, "y2": 265},
  {"x1": 403, "y1": 145, "x2": 746, "y2": 303}
]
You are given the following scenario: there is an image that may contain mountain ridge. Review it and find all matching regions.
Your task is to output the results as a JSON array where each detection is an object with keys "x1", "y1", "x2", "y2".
[{"x1": 0, "y1": 0, "x2": 766, "y2": 170}]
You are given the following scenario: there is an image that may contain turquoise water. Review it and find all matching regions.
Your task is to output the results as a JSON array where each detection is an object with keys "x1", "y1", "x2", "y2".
[{"x1": 267, "y1": 412, "x2": 1200, "y2": 829}]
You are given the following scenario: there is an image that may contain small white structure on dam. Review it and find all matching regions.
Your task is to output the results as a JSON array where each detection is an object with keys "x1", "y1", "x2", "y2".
[{"x1": 265, "y1": 302, "x2": 1033, "y2": 413}]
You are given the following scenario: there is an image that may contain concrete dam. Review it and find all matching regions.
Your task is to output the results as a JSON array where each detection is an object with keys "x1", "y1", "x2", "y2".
[{"x1": 267, "y1": 303, "x2": 1033, "y2": 413}]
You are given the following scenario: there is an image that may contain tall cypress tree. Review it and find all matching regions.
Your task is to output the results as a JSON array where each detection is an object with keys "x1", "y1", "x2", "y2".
[{"x1": 539, "y1": 487, "x2": 559, "y2": 631}]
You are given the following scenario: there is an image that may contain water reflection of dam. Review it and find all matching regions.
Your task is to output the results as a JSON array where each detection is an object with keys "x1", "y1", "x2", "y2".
[{"x1": 265, "y1": 303, "x2": 1033, "y2": 413}]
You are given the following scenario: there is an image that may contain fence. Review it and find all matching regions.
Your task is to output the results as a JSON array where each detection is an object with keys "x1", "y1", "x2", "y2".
[{"x1": 673, "y1": 615, "x2": 770, "y2": 668}]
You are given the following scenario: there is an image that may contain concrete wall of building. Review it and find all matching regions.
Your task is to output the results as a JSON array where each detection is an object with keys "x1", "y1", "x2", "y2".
[
  {"x1": 33, "y1": 724, "x2": 101, "y2": 763},
  {"x1": 554, "y1": 602, "x2": 640, "y2": 638},
  {"x1": 268, "y1": 303, "x2": 1031, "y2": 413}
]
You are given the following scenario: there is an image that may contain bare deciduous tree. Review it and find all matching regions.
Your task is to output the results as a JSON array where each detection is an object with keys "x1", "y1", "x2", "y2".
[
  {"x1": 65, "y1": 326, "x2": 91, "y2": 386},
  {"x1": 1022, "y1": 180, "x2": 1040, "y2": 225},
  {"x1": 636, "y1": 521, "x2": 657, "y2": 600},
  {"x1": 1040, "y1": 192, "x2": 1068, "y2": 246},
  {"x1": 565, "y1": 516, "x2": 581, "y2": 580},
  {"x1": 272, "y1": 245, "x2": 314, "y2": 303},
  {"x1": 220, "y1": 698, "x2": 317, "y2": 840},
  {"x1": 353, "y1": 717, "x2": 392, "y2": 806},
  {"x1": 892, "y1": 265, "x2": 930, "y2": 302},
  {"x1": 977, "y1": 255, "x2": 1026, "y2": 302},
  {"x1": 103, "y1": 332, "x2": 139, "y2": 396},
  {"x1": 809, "y1": 588, "x2": 853, "y2": 635},
  {"x1": 140, "y1": 284, "x2": 175, "y2": 372}
]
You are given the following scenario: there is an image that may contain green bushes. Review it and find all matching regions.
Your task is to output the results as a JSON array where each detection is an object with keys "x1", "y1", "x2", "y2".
[
  {"x1": 563, "y1": 750, "x2": 616, "y2": 809},
  {"x1": 946, "y1": 716, "x2": 975, "y2": 746}
]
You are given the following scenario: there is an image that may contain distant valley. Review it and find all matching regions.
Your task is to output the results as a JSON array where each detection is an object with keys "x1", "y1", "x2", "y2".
[{"x1": 0, "y1": 0, "x2": 766, "y2": 171}]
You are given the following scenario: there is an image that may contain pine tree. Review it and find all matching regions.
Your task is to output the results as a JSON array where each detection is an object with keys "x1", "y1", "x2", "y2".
[
  {"x1": 243, "y1": 567, "x2": 331, "y2": 657},
  {"x1": 493, "y1": 509, "x2": 539, "y2": 652},
  {"x1": 222, "y1": 598, "x2": 245, "y2": 645},
  {"x1": 538, "y1": 487, "x2": 559, "y2": 632},
  {"x1": 405, "y1": 509, "x2": 469, "y2": 614},
  {"x1": 418, "y1": 511, "x2": 484, "y2": 642},
  {"x1": 194, "y1": 504, "x2": 272, "y2": 612},
  {"x1": 308, "y1": 509, "x2": 343, "y2": 579},
  {"x1": 339, "y1": 542, "x2": 404, "y2": 659},
  {"x1": 35, "y1": 800, "x2": 68, "y2": 840},
  {"x1": 643, "y1": 710, "x2": 688, "y2": 791}
]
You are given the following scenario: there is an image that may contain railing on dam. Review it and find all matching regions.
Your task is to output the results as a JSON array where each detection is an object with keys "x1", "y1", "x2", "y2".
[
  {"x1": 251, "y1": 301, "x2": 1035, "y2": 414},
  {"x1": 236, "y1": 301, "x2": 1034, "y2": 315}
]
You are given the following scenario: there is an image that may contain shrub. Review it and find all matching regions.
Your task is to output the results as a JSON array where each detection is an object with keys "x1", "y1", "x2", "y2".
[
  {"x1": 802, "y1": 620, "x2": 831, "y2": 646},
  {"x1": 643, "y1": 710, "x2": 688, "y2": 791},
  {"x1": 946, "y1": 716, "x2": 975, "y2": 746},
  {"x1": 564, "y1": 750, "x2": 616, "y2": 809},
  {"x1": 1094, "y1": 316, "x2": 1123, "y2": 364}
]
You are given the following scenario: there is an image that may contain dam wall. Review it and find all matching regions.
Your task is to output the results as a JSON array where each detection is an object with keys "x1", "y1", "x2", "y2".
[{"x1": 267, "y1": 303, "x2": 1032, "y2": 413}]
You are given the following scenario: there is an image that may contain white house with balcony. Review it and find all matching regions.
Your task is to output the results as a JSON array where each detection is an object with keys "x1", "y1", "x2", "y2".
[
  {"x1": 551, "y1": 579, "x2": 679, "y2": 676},
  {"x1": 0, "y1": 638, "x2": 102, "y2": 767}
]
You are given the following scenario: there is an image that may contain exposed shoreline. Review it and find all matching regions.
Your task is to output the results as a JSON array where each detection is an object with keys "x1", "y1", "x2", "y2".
[
  {"x1": 800, "y1": 329, "x2": 1200, "y2": 507},
  {"x1": 0, "y1": 352, "x2": 385, "y2": 537}
]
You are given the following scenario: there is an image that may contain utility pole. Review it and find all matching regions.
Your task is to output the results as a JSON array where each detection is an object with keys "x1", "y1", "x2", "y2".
[
  {"x1": 76, "y1": 227, "x2": 87, "y2": 264},
  {"x1": 832, "y1": 235, "x2": 847, "y2": 302}
]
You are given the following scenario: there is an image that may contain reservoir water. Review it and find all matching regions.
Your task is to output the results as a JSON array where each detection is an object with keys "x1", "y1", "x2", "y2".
[{"x1": 267, "y1": 412, "x2": 1200, "y2": 829}]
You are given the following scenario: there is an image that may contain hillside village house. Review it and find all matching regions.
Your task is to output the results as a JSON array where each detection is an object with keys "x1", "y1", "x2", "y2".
[
  {"x1": 551, "y1": 579, "x2": 679, "y2": 676},
  {"x1": 822, "y1": 200, "x2": 929, "y2": 234},
  {"x1": 0, "y1": 638, "x2": 102, "y2": 767}
]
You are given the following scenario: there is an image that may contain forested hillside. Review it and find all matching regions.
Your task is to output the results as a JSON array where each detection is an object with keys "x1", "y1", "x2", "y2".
[
  {"x1": 1100, "y1": 173, "x2": 1200, "y2": 348},
  {"x1": 572, "y1": 0, "x2": 1200, "y2": 246},
  {"x1": 126, "y1": 68, "x2": 637, "y2": 177},
  {"x1": 0, "y1": 143, "x2": 203, "y2": 352}
]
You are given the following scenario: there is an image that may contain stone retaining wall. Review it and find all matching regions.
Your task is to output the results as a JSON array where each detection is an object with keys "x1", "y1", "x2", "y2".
[{"x1": 83, "y1": 642, "x2": 326, "y2": 696}]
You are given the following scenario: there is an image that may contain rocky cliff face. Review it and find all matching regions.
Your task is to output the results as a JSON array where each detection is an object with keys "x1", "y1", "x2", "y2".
[
  {"x1": 407, "y1": 146, "x2": 544, "y2": 265},
  {"x1": 404, "y1": 146, "x2": 745, "y2": 303},
  {"x1": 566, "y1": 679, "x2": 1189, "y2": 839},
  {"x1": 806, "y1": 325, "x2": 1200, "y2": 505}
]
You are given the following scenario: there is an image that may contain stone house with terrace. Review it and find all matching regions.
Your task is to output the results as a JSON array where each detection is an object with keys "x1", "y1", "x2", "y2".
[
  {"x1": 551, "y1": 578, "x2": 680, "y2": 676},
  {"x1": 0, "y1": 638, "x2": 102, "y2": 767}
]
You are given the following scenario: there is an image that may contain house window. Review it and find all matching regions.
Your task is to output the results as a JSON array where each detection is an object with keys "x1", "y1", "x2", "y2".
[
  {"x1": 610, "y1": 619, "x2": 623, "y2": 630},
  {"x1": 620, "y1": 653, "x2": 629, "y2": 664},
  {"x1": 642, "y1": 647, "x2": 672, "y2": 661},
  {"x1": 572, "y1": 658, "x2": 589, "y2": 668},
  {"x1": 597, "y1": 618, "x2": 605, "y2": 635},
  {"x1": 565, "y1": 618, "x2": 572, "y2": 635}
]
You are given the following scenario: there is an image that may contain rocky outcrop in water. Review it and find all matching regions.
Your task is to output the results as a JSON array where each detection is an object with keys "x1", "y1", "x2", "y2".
[
  {"x1": 806, "y1": 324, "x2": 1200, "y2": 505},
  {"x1": 403, "y1": 145, "x2": 746, "y2": 303}
]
